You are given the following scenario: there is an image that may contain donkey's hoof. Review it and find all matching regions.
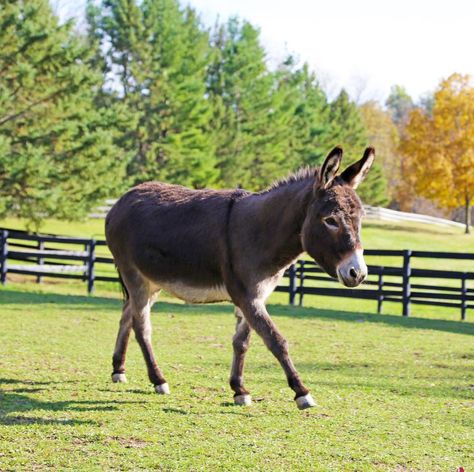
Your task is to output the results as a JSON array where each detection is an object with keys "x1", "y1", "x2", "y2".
[
  {"x1": 154, "y1": 382, "x2": 170, "y2": 395},
  {"x1": 295, "y1": 393, "x2": 316, "y2": 410},
  {"x1": 234, "y1": 394, "x2": 252, "y2": 406},
  {"x1": 112, "y1": 373, "x2": 127, "y2": 383}
]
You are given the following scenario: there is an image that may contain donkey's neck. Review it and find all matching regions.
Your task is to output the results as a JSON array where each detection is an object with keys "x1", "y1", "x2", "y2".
[{"x1": 244, "y1": 177, "x2": 314, "y2": 272}]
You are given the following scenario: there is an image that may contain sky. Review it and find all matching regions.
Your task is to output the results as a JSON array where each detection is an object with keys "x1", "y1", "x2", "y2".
[{"x1": 56, "y1": 0, "x2": 474, "y2": 103}]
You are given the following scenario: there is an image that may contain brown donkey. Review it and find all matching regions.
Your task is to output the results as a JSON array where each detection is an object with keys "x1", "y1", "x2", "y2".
[{"x1": 105, "y1": 146, "x2": 375, "y2": 409}]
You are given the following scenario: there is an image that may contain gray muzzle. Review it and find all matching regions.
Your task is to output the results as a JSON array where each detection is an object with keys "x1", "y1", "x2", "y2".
[{"x1": 336, "y1": 249, "x2": 368, "y2": 287}]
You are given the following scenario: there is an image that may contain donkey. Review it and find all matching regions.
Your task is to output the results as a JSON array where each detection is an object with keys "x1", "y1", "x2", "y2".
[{"x1": 105, "y1": 146, "x2": 374, "y2": 409}]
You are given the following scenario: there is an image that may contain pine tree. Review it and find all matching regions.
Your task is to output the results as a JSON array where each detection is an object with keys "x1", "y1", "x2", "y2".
[
  {"x1": 88, "y1": 0, "x2": 217, "y2": 189},
  {"x1": 279, "y1": 61, "x2": 332, "y2": 168},
  {"x1": 329, "y1": 89, "x2": 367, "y2": 153},
  {"x1": 208, "y1": 18, "x2": 295, "y2": 189},
  {"x1": 386, "y1": 85, "x2": 414, "y2": 128},
  {"x1": 0, "y1": 0, "x2": 125, "y2": 229},
  {"x1": 329, "y1": 90, "x2": 388, "y2": 205}
]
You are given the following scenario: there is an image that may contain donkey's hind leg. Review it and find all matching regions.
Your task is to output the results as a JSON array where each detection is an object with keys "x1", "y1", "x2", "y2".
[
  {"x1": 230, "y1": 307, "x2": 252, "y2": 406},
  {"x1": 130, "y1": 286, "x2": 169, "y2": 394},
  {"x1": 112, "y1": 299, "x2": 133, "y2": 383}
]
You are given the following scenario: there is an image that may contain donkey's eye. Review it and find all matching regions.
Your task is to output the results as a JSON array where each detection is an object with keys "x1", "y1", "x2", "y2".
[{"x1": 324, "y1": 216, "x2": 339, "y2": 229}]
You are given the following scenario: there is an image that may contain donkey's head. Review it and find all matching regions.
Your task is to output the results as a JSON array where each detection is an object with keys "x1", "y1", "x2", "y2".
[{"x1": 301, "y1": 146, "x2": 375, "y2": 288}]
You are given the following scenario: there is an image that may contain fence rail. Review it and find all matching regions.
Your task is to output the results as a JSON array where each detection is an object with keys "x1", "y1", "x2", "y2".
[
  {"x1": 1, "y1": 227, "x2": 472, "y2": 320},
  {"x1": 275, "y1": 255, "x2": 473, "y2": 320},
  {"x1": 364, "y1": 206, "x2": 467, "y2": 229}
]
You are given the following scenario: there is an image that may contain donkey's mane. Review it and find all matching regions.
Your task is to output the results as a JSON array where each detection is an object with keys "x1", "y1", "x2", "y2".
[{"x1": 261, "y1": 166, "x2": 319, "y2": 194}]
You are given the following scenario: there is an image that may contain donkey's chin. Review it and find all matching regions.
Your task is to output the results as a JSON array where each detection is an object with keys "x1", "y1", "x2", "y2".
[{"x1": 315, "y1": 262, "x2": 338, "y2": 280}]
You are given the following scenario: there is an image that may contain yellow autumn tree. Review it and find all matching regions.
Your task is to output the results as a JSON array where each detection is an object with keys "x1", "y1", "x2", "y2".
[
  {"x1": 400, "y1": 74, "x2": 474, "y2": 233},
  {"x1": 360, "y1": 101, "x2": 400, "y2": 200}
]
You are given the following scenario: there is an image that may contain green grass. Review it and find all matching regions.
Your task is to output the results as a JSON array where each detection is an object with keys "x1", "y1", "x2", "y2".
[
  {"x1": 0, "y1": 217, "x2": 106, "y2": 240},
  {"x1": 0, "y1": 282, "x2": 473, "y2": 471}
]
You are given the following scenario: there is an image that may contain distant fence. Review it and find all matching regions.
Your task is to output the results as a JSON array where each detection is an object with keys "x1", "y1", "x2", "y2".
[
  {"x1": 364, "y1": 206, "x2": 466, "y2": 229},
  {"x1": 90, "y1": 201, "x2": 468, "y2": 230},
  {"x1": 1, "y1": 228, "x2": 473, "y2": 320},
  {"x1": 89, "y1": 199, "x2": 117, "y2": 219}
]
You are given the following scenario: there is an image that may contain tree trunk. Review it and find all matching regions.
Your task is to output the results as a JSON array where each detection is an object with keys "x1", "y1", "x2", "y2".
[{"x1": 465, "y1": 194, "x2": 471, "y2": 234}]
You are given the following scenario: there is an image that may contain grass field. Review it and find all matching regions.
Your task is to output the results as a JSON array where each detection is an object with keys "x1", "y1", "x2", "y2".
[
  {"x1": 0, "y1": 217, "x2": 473, "y2": 470},
  {"x1": 0, "y1": 281, "x2": 473, "y2": 471}
]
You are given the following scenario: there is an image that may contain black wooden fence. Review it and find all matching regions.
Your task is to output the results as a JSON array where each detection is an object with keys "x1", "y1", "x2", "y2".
[
  {"x1": 1, "y1": 228, "x2": 473, "y2": 320},
  {"x1": 0, "y1": 228, "x2": 115, "y2": 294},
  {"x1": 275, "y1": 250, "x2": 474, "y2": 320}
]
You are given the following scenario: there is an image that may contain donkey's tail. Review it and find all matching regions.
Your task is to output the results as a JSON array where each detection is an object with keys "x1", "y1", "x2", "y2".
[{"x1": 116, "y1": 268, "x2": 129, "y2": 302}]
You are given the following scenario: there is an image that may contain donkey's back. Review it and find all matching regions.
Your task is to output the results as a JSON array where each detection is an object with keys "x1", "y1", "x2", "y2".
[{"x1": 105, "y1": 181, "x2": 239, "y2": 295}]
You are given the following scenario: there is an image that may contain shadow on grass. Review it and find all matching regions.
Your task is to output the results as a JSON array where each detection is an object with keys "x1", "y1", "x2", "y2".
[
  {"x1": 0, "y1": 378, "x2": 142, "y2": 426},
  {"x1": 161, "y1": 405, "x2": 262, "y2": 417},
  {"x1": 267, "y1": 304, "x2": 474, "y2": 336},
  {"x1": 0, "y1": 288, "x2": 122, "y2": 310},
  {"x1": 0, "y1": 378, "x2": 80, "y2": 386},
  {"x1": 290, "y1": 362, "x2": 474, "y2": 401},
  {"x1": 312, "y1": 377, "x2": 474, "y2": 402},
  {"x1": 0, "y1": 288, "x2": 231, "y2": 314},
  {"x1": 1, "y1": 288, "x2": 472, "y2": 336}
]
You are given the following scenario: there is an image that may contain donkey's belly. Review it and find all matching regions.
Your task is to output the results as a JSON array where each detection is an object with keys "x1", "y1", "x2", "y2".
[{"x1": 158, "y1": 281, "x2": 231, "y2": 304}]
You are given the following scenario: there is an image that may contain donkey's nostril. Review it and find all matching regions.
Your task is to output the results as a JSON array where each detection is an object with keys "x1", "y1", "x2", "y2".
[{"x1": 349, "y1": 267, "x2": 358, "y2": 279}]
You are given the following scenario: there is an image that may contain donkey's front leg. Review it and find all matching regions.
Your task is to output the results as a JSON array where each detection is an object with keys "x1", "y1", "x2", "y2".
[
  {"x1": 240, "y1": 300, "x2": 316, "y2": 410},
  {"x1": 230, "y1": 307, "x2": 252, "y2": 406}
]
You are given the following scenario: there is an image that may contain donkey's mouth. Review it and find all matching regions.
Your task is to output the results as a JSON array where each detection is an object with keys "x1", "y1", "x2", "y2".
[
  {"x1": 336, "y1": 249, "x2": 368, "y2": 288},
  {"x1": 337, "y1": 271, "x2": 365, "y2": 288}
]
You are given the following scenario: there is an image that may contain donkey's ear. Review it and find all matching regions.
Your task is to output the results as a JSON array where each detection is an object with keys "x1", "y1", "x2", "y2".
[
  {"x1": 340, "y1": 147, "x2": 375, "y2": 189},
  {"x1": 317, "y1": 146, "x2": 343, "y2": 190}
]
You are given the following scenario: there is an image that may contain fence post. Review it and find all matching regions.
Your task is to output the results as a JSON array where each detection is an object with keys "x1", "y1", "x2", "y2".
[
  {"x1": 377, "y1": 268, "x2": 384, "y2": 314},
  {"x1": 37, "y1": 239, "x2": 44, "y2": 284},
  {"x1": 461, "y1": 274, "x2": 467, "y2": 321},
  {"x1": 0, "y1": 229, "x2": 8, "y2": 285},
  {"x1": 402, "y1": 250, "x2": 412, "y2": 316},
  {"x1": 288, "y1": 263, "x2": 297, "y2": 306},
  {"x1": 87, "y1": 239, "x2": 96, "y2": 295},
  {"x1": 298, "y1": 260, "x2": 305, "y2": 307}
]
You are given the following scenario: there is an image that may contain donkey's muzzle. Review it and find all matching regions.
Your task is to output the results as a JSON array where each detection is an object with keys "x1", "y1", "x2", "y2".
[{"x1": 337, "y1": 249, "x2": 367, "y2": 288}]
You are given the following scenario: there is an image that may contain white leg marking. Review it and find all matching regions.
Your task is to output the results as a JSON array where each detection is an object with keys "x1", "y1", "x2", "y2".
[
  {"x1": 155, "y1": 382, "x2": 170, "y2": 395},
  {"x1": 112, "y1": 373, "x2": 127, "y2": 383},
  {"x1": 295, "y1": 393, "x2": 316, "y2": 410},
  {"x1": 234, "y1": 394, "x2": 252, "y2": 406}
]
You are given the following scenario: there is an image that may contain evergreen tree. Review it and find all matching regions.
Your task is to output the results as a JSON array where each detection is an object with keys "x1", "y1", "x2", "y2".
[
  {"x1": 279, "y1": 61, "x2": 332, "y2": 168},
  {"x1": 356, "y1": 164, "x2": 389, "y2": 206},
  {"x1": 88, "y1": 0, "x2": 217, "y2": 188},
  {"x1": 0, "y1": 0, "x2": 125, "y2": 229},
  {"x1": 208, "y1": 18, "x2": 295, "y2": 189},
  {"x1": 386, "y1": 85, "x2": 414, "y2": 128},
  {"x1": 329, "y1": 90, "x2": 388, "y2": 205},
  {"x1": 329, "y1": 89, "x2": 367, "y2": 153}
]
